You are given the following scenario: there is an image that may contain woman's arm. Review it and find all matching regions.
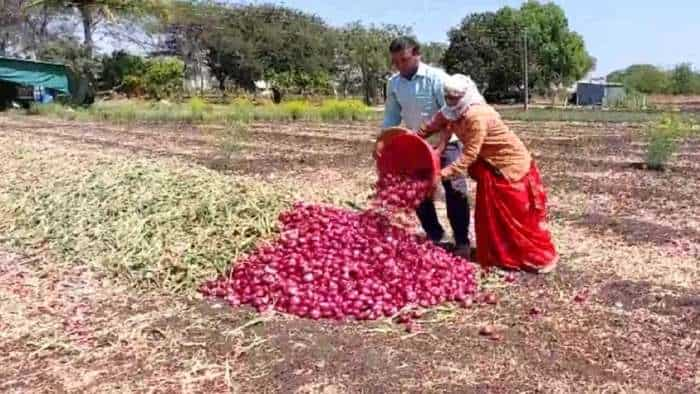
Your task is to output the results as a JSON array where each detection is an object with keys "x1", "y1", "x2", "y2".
[
  {"x1": 441, "y1": 116, "x2": 488, "y2": 179},
  {"x1": 417, "y1": 110, "x2": 448, "y2": 139},
  {"x1": 433, "y1": 129, "x2": 451, "y2": 155}
]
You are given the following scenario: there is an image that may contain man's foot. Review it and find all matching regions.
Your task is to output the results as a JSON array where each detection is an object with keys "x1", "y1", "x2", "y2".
[
  {"x1": 452, "y1": 244, "x2": 473, "y2": 259},
  {"x1": 435, "y1": 241, "x2": 454, "y2": 251}
]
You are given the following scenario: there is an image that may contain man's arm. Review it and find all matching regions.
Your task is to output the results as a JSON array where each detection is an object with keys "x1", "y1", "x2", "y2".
[
  {"x1": 433, "y1": 71, "x2": 446, "y2": 109},
  {"x1": 417, "y1": 68, "x2": 448, "y2": 140},
  {"x1": 382, "y1": 80, "x2": 401, "y2": 129}
]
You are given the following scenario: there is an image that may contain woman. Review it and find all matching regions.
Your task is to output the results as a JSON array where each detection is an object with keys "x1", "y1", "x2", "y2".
[{"x1": 418, "y1": 74, "x2": 558, "y2": 273}]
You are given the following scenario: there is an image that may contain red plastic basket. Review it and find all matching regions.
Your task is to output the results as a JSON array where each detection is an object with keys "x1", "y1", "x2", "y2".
[{"x1": 376, "y1": 127, "x2": 440, "y2": 184}]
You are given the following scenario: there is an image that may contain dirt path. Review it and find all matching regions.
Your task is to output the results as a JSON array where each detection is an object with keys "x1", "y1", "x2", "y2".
[{"x1": 1, "y1": 115, "x2": 698, "y2": 392}]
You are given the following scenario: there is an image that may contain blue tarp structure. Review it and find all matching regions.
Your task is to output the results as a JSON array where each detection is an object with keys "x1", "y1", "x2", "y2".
[{"x1": 0, "y1": 56, "x2": 71, "y2": 94}]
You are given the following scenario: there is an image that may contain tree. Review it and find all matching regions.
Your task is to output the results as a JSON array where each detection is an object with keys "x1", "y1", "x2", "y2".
[
  {"x1": 519, "y1": 1, "x2": 593, "y2": 90},
  {"x1": 421, "y1": 42, "x2": 447, "y2": 67},
  {"x1": 670, "y1": 63, "x2": 696, "y2": 95},
  {"x1": 143, "y1": 57, "x2": 183, "y2": 99},
  {"x1": 28, "y1": 0, "x2": 168, "y2": 57},
  {"x1": 37, "y1": 38, "x2": 99, "y2": 103},
  {"x1": 1, "y1": 0, "x2": 26, "y2": 55},
  {"x1": 443, "y1": 1, "x2": 593, "y2": 101},
  {"x1": 99, "y1": 50, "x2": 146, "y2": 91},
  {"x1": 607, "y1": 64, "x2": 671, "y2": 94},
  {"x1": 608, "y1": 63, "x2": 700, "y2": 95},
  {"x1": 443, "y1": 8, "x2": 522, "y2": 99},
  {"x1": 338, "y1": 23, "x2": 410, "y2": 105},
  {"x1": 1, "y1": 0, "x2": 53, "y2": 56},
  {"x1": 161, "y1": 2, "x2": 337, "y2": 95}
]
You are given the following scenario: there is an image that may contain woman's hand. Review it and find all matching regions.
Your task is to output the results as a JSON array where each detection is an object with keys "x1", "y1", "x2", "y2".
[
  {"x1": 373, "y1": 140, "x2": 384, "y2": 160},
  {"x1": 417, "y1": 126, "x2": 429, "y2": 139},
  {"x1": 433, "y1": 140, "x2": 447, "y2": 155},
  {"x1": 439, "y1": 168, "x2": 452, "y2": 182}
]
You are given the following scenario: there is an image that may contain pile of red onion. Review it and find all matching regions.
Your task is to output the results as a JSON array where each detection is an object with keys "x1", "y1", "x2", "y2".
[{"x1": 200, "y1": 201, "x2": 479, "y2": 321}]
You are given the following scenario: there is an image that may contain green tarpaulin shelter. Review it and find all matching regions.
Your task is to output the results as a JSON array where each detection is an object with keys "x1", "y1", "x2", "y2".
[{"x1": 0, "y1": 56, "x2": 71, "y2": 94}]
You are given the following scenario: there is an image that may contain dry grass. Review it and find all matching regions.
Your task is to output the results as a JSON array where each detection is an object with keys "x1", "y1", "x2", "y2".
[{"x1": 0, "y1": 145, "x2": 290, "y2": 293}]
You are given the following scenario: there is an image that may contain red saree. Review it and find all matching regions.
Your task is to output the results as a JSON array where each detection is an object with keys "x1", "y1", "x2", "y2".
[{"x1": 468, "y1": 160, "x2": 558, "y2": 272}]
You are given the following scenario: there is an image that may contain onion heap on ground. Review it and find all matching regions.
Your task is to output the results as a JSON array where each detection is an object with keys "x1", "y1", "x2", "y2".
[{"x1": 201, "y1": 174, "x2": 479, "y2": 321}]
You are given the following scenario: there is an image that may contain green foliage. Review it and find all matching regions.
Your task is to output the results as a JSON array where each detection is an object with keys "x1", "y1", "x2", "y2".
[
  {"x1": 267, "y1": 70, "x2": 333, "y2": 97},
  {"x1": 443, "y1": 9, "x2": 521, "y2": 98},
  {"x1": 643, "y1": 115, "x2": 698, "y2": 170},
  {"x1": 607, "y1": 65, "x2": 672, "y2": 94},
  {"x1": 421, "y1": 42, "x2": 448, "y2": 66},
  {"x1": 165, "y1": 2, "x2": 337, "y2": 93},
  {"x1": 607, "y1": 63, "x2": 700, "y2": 95},
  {"x1": 33, "y1": 98, "x2": 382, "y2": 124},
  {"x1": 99, "y1": 50, "x2": 147, "y2": 91},
  {"x1": 25, "y1": 102, "x2": 42, "y2": 115},
  {"x1": 338, "y1": 22, "x2": 410, "y2": 104},
  {"x1": 121, "y1": 75, "x2": 145, "y2": 97},
  {"x1": 670, "y1": 63, "x2": 700, "y2": 95},
  {"x1": 38, "y1": 38, "x2": 100, "y2": 82},
  {"x1": 319, "y1": 99, "x2": 373, "y2": 121},
  {"x1": 143, "y1": 57, "x2": 184, "y2": 99},
  {"x1": 518, "y1": 1, "x2": 594, "y2": 89},
  {"x1": 443, "y1": 1, "x2": 594, "y2": 100},
  {"x1": 187, "y1": 96, "x2": 209, "y2": 120},
  {"x1": 645, "y1": 115, "x2": 684, "y2": 170},
  {"x1": 282, "y1": 100, "x2": 313, "y2": 121}
]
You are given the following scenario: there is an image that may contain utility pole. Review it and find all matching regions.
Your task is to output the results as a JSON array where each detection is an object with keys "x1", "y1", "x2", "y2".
[{"x1": 522, "y1": 30, "x2": 529, "y2": 111}]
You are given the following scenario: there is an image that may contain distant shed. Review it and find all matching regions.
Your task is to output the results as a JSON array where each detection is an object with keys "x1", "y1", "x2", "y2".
[
  {"x1": 0, "y1": 56, "x2": 93, "y2": 107},
  {"x1": 0, "y1": 56, "x2": 71, "y2": 92},
  {"x1": 576, "y1": 82, "x2": 625, "y2": 106}
]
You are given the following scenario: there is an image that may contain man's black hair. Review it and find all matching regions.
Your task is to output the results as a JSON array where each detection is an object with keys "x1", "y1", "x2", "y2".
[{"x1": 389, "y1": 36, "x2": 421, "y2": 54}]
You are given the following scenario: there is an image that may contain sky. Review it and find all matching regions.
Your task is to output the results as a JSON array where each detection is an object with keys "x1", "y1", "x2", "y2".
[{"x1": 257, "y1": 0, "x2": 700, "y2": 77}]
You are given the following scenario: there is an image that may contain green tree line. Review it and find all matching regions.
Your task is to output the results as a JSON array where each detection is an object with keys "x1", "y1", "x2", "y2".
[{"x1": 17, "y1": 1, "x2": 691, "y2": 104}]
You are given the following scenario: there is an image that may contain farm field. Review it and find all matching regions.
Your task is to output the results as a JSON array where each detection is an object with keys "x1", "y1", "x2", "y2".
[{"x1": 1, "y1": 113, "x2": 699, "y2": 393}]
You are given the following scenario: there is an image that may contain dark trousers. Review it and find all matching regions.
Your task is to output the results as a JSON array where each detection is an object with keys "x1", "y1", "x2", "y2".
[{"x1": 416, "y1": 142, "x2": 470, "y2": 246}]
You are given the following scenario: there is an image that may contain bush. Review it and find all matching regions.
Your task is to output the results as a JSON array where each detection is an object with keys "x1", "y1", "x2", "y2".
[
  {"x1": 187, "y1": 96, "x2": 209, "y2": 120},
  {"x1": 319, "y1": 99, "x2": 373, "y2": 121},
  {"x1": 644, "y1": 115, "x2": 690, "y2": 170},
  {"x1": 100, "y1": 51, "x2": 147, "y2": 92},
  {"x1": 143, "y1": 57, "x2": 185, "y2": 100},
  {"x1": 282, "y1": 100, "x2": 315, "y2": 121},
  {"x1": 211, "y1": 122, "x2": 249, "y2": 170},
  {"x1": 227, "y1": 98, "x2": 257, "y2": 123},
  {"x1": 121, "y1": 75, "x2": 145, "y2": 97}
]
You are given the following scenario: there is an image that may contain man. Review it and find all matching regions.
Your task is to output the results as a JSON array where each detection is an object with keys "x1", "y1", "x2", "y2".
[{"x1": 377, "y1": 36, "x2": 471, "y2": 256}]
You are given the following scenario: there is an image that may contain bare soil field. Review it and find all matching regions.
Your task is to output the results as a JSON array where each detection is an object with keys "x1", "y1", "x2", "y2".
[
  {"x1": 650, "y1": 95, "x2": 700, "y2": 112},
  {"x1": 1, "y1": 114, "x2": 698, "y2": 393}
]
